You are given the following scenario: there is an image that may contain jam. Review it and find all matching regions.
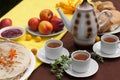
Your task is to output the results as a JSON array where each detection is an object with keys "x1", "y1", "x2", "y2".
[{"x1": 1, "y1": 29, "x2": 23, "y2": 38}]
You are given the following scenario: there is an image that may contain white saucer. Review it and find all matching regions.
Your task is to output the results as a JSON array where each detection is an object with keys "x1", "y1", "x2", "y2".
[
  {"x1": 93, "y1": 41, "x2": 120, "y2": 58},
  {"x1": 37, "y1": 47, "x2": 70, "y2": 64},
  {"x1": 65, "y1": 58, "x2": 99, "y2": 78}
]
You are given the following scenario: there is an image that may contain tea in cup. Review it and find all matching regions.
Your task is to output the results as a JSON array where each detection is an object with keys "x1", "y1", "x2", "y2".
[
  {"x1": 71, "y1": 50, "x2": 91, "y2": 73},
  {"x1": 45, "y1": 39, "x2": 63, "y2": 59},
  {"x1": 101, "y1": 34, "x2": 120, "y2": 54}
]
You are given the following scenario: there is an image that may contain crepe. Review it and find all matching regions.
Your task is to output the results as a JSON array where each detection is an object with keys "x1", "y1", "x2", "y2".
[{"x1": 0, "y1": 41, "x2": 31, "y2": 80}]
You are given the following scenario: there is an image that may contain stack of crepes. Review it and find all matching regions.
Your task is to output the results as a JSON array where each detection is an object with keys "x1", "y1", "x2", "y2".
[
  {"x1": 0, "y1": 41, "x2": 30, "y2": 80},
  {"x1": 94, "y1": 1, "x2": 120, "y2": 33}
]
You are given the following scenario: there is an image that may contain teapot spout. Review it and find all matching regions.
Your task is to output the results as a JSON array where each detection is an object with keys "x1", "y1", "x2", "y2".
[{"x1": 57, "y1": 8, "x2": 71, "y2": 31}]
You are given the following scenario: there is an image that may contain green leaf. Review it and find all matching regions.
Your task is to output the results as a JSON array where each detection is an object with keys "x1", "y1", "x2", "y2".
[
  {"x1": 50, "y1": 55, "x2": 71, "y2": 80},
  {"x1": 91, "y1": 52, "x2": 104, "y2": 63}
]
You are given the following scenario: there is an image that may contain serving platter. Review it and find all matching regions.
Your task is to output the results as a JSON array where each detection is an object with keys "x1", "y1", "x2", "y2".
[
  {"x1": 20, "y1": 50, "x2": 36, "y2": 80},
  {"x1": 98, "y1": 26, "x2": 120, "y2": 35},
  {"x1": 26, "y1": 25, "x2": 65, "y2": 37}
]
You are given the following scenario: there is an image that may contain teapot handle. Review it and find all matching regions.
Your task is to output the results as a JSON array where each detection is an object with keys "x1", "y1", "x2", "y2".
[{"x1": 97, "y1": 10, "x2": 112, "y2": 29}]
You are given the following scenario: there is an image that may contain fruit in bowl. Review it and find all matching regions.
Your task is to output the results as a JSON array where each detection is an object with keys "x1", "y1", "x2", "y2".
[
  {"x1": 40, "y1": 9, "x2": 53, "y2": 21},
  {"x1": 50, "y1": 17, "x2": 64, "y2": 32},
  {"x1": 38, "y1": 21, "x2": 53, "y2": 35},
  {"x1": 28, "y1": 17, "x2": 40, "y2": 31},
  {"x1": 0, "y1": 18, "x2": 12, "y2": 29},
  {"x1": 0, "y1": 26, "x2": 25, "y2": 40},
  {"x1": 27, "y1": 9, "x2": 64, "y2": 36}
]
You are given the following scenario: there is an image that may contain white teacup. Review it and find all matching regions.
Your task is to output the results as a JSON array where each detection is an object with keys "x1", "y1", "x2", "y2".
[
  {"x1": 45, "y1": 39, "x2": 63, "y2": 59},
  {"x1": 71, "y1": 50, "x2": 91, "y2": 73},
  {"x1": 101, "y1": 34, "x2": 120, "y2": 54}
]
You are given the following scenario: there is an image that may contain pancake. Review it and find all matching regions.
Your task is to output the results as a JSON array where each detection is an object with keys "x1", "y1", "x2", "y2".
[{"x1": 0, "y1": 41, "x2": 31, "y2": 80}]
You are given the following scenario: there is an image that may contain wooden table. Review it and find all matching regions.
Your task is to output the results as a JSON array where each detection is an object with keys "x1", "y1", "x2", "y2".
[{"x1": 28, "y1": 0, "x2": 120, "y2": 80}]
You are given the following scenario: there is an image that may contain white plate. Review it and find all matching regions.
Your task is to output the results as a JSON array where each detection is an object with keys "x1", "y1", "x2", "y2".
[
  {"x1": 37, "y1": 47, "x2": 70, "y2": 64},
  {"x1": 26, "y1": 25, "x2": 65, "y2": 37},
  {"x1": 20, "y1": 50, "x2": 36, "y2": 80},
  {"x1": 0, "y1": 26, "x2": 25, "y2": 40},
  {"x1": 65, "y1": 58, "x2": 99, "y2": 78},
  {"x1": 93, "y1": 41, "x2": 120, "y2": 58},
  {"x1": 99, "y1": 26, "x2": 120, "y2": 35}
]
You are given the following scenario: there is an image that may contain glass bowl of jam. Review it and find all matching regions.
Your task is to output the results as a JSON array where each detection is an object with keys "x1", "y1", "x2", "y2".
[{"x1": 0, "y1": 26, "x2": 25, "y2": 40}]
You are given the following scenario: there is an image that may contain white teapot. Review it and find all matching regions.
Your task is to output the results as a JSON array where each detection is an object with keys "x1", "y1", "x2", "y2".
[{"x1": 57, "y1": 0, "x2": 112, "y2": 46}]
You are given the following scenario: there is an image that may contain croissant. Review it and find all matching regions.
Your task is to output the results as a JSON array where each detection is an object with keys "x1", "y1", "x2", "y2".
[
  {"x1": 97, "y1": 1, "x2": 116, "y2": 11},
  {"x1": 95, "y1": 1, "x2": 120, "y2": 33},
  {"x1": 99, "y1": 10, "x2": 120, "y2": 33}
]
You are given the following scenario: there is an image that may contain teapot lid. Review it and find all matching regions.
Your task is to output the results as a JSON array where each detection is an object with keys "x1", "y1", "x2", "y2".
[{"x1": 78, "y1": 0, "x2": 93, "y2": 10}]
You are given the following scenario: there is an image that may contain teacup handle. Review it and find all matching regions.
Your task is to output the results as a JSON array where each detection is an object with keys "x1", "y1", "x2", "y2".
[
  {"x1": 97, "y1": 10, "x2": 112, "y2": 29},
  {"x1": 118, "y1": 41, "x2": 120, "y2": 49}
]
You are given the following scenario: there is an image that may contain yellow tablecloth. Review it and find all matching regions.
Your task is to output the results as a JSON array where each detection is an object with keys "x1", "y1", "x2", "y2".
[{"x1": 0, "y1": 0, "x2": 73, "y2": 69}]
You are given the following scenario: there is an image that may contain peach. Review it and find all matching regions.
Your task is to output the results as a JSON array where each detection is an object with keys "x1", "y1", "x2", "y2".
[
  {"x1": 50, "y1": 17, "x2": 64, "y2": 32},
  {"x1": 38, "y1": 21, "x2": 53, "y2": 35},
  {"x1": 28, "y1": 17, "x2": 40, "y2": 31},
  {"x1": 0, "y1": 18, "x2": 12, "y2": 29},
  {"x1": 40, "y1": 9, "x2": 53, "y2": 21}
]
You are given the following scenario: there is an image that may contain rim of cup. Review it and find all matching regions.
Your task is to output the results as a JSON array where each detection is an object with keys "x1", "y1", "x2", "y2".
[
  {"x1": 45, "y1": 39, "x2": 63, "y2": 49},
  {"x1": 71, "y1": 50, "x2": 91, "y2": 62},
  {"x1": 101, "y1": 34, "x2": 119, "y2": 44}
]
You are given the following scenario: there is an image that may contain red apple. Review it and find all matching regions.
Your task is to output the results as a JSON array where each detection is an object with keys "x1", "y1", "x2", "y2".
[
  {"x1": 0, "y1": 18, "x2": 12, "y2": 29},
  {"x1": 50, "y1": 17, "x2": 64, "y2": 32},
  {"x1": 53, "y1": 14, "x2": 58, "y2": 18},
  {"x1": 28, "y1": 17, "x2": 40, "y2": 31},
  {"x1": 40, "y1": 9, "x2": 53, "y2": 21},
  {"x1": 38, "y1": 21, "x2": 53, "y2": 35}
]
